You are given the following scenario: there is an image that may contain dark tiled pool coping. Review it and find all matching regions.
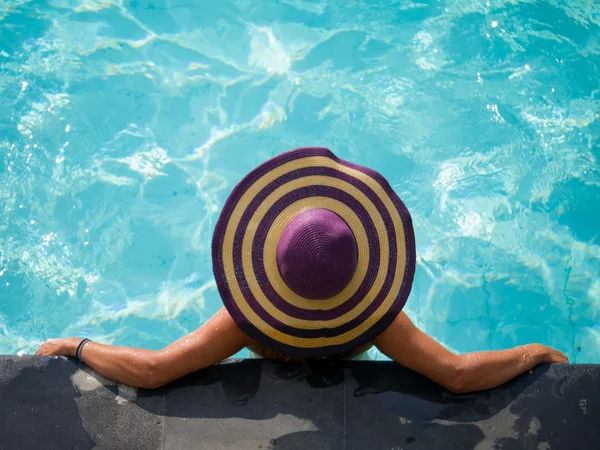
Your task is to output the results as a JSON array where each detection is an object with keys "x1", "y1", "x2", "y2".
[{"x1": 0, "y1": 357, "x2": 598, "y2": 449}]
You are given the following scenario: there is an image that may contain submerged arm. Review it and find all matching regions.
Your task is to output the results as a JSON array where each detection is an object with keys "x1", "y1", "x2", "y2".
[
  {"x1": 36, "y1": 307, "x2": 252, "y2": 389},
  {"x1": 373, "y1": 312, "x2": 569, "y2": 393}
]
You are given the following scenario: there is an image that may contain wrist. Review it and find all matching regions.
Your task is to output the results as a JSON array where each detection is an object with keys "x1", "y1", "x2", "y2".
[
  {"x1": 526, "y1": 344, "x2": 547, "y2": 365},
  {"x1": 65, "y1": 337, "x2": 83, "y2": 358}
]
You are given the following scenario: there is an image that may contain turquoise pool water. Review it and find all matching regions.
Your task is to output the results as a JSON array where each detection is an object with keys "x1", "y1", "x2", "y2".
[{"x1": 0, "y1": 0, "x2": 599, "y2": 362}]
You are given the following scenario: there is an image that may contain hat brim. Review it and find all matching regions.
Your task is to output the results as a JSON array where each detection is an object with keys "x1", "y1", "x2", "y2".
[{"x1": 212, "y1": 147, "x2": 416, "y2": 358}]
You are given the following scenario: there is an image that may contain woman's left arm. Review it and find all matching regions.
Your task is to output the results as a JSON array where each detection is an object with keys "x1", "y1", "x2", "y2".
[{"x1": 35, "y1": 307, "x2": 253, "y2": 389}]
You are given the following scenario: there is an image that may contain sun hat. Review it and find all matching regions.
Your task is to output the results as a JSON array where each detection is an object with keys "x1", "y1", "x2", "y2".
[{"x1": 212, "y1": 147, "x2": 416, "y2": 357}]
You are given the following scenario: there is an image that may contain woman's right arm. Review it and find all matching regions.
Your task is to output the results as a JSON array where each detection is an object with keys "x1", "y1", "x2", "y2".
[
  {"x1": 35, "y1": 307, "x2": 253, "y2": 389},
  {"x1": 373, "y1": 312, "x2": 569, "y2": 394}
]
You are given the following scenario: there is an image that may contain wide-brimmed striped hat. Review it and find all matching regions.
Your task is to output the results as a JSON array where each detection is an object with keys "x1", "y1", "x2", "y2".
[{"x1": 212, "y1": 147, "x2": 416, "y2": 357}]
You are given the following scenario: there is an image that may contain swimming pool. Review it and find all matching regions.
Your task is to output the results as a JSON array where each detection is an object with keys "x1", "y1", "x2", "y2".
[{"x1": 0, "y1": 0, "x2": 598, "y2": 362}]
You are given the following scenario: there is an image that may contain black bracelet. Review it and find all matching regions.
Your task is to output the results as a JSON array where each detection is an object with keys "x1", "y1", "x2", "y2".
[{"x1": 76, "y1": 338, "x2": 90, "y2": 361}]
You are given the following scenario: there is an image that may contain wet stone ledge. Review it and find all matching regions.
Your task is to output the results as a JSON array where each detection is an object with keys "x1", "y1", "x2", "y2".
[{"x1": 0, "y1": 357, "x2": 599, "y2": 449}]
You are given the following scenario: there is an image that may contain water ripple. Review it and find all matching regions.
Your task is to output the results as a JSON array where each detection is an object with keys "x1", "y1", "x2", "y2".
[{"x1": 0, "y1": 0, "x2": 599, "y2": 362}]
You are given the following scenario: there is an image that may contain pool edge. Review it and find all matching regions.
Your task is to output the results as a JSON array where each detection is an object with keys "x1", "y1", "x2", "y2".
[{"x1": 1, "y1": 357, "x2": 599, "y2": 449}]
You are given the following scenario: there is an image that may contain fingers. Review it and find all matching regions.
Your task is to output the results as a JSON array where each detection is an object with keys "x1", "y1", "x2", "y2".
[
  {"x1": 34, "y1": 339, "x2": 70, "y2": 357},
  {"x1": 35, "y1": 341, "x2": 49, "y2": 356},
  {"x1": 551, "y1": 350, "x2": 569, "y2": 364},
  {"x1": 557, "y1": 350, "x2": 569, "y2": 363}
]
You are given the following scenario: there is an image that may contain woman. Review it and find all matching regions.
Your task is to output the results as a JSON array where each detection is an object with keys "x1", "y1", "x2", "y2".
[{"x1": 36, "y1": 147, "x2": 568, "y2": 392}]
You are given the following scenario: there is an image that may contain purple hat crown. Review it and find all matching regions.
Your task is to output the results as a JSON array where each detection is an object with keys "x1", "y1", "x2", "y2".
[{"x1": 276, "y1": 208, "x2": 358, "y2": 300}]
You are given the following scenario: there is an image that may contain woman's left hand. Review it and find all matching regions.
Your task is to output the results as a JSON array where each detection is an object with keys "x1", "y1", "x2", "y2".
[{"x1": 35, "y1": 337, "x2": 80, "y2": 357}]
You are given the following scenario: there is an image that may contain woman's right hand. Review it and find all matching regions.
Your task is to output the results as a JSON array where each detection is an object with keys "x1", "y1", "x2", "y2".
[{"x1": 531, "y1": 344, "x2": 570, "y2": 365}]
